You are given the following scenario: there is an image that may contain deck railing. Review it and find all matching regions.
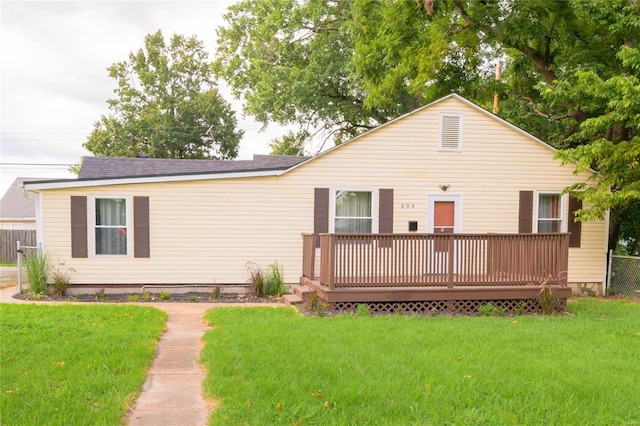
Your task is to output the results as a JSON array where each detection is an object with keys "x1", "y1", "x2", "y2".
[{"x1": 303, "y1": 233, "x2": 569, "y2": 290}]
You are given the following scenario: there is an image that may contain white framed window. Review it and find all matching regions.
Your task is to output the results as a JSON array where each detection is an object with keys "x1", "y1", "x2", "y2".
[
  {"x1": 439, "y1": 113, "x2": 463, "y2": 151},
  {"x1": 331, "y1": 189, "x2": 376, "y2": 233},
  {"x1": 91, "y1": 196, "x2": 131, "y2": 255},
  {"x1": 535, "y1": 192, "x2": 565, "y2": 233}
]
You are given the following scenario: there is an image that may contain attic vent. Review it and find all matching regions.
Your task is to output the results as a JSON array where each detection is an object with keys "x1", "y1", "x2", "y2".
[{"x1": 440, "y1": 114, "x2": 462, "y2": 150}]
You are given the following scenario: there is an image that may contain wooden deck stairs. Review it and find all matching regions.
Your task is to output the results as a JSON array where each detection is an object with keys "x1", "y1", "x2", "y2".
[{"x1": 283, "y1": 285, "x2": 312, "y2": 306}]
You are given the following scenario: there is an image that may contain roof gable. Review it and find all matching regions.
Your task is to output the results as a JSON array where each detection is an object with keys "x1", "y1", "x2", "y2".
[{"x1": 0, "y1": 177, "x2": 44, "y2": 219}]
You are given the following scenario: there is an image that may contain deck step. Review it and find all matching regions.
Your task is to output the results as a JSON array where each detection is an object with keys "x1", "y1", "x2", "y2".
[
  {"x1": 293, "y1": 285, "x2": 312, "y2": 298},
  {"x1": 283, "y1": 294, "x2": 303, "y2": 306}
]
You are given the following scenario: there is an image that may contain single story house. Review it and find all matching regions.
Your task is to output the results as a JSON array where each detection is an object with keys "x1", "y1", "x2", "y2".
[
  {"x1": 0, "y1": 177, "x2": 41, "y2": 230},
  {"x1": 24, "y1": 94, "x2": 608, "y2": 312}
]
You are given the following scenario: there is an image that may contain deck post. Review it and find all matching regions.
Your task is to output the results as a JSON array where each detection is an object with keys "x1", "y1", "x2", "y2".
[{"x1": 447, "y1": 235, "x2": 454, "y2": 288}]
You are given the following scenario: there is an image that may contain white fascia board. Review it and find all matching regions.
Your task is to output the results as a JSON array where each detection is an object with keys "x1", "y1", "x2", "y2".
[{"x1": 23, "y1": 169, "x2": 284, "y2": 191}]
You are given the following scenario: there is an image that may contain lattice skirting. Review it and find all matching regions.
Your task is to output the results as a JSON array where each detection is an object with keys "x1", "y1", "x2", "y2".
[{"x1": 329, "y1": 298, "x2": 566, "y2": 315}]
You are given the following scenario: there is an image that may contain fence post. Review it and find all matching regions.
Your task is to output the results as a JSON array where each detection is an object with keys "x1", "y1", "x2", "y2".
[
  {"x1": 17, "y1": 240, "x2": 22, "y2": 293},
  {"x1": 605, "y1": 249, "x2": 613, "y2": 296}
]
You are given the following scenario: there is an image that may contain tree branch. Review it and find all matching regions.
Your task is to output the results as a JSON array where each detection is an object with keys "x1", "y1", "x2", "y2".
[{"x1": 521, "y1": 96, "x2": 581, "y2": 120}]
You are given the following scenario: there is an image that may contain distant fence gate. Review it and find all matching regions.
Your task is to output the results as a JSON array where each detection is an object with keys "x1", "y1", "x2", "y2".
[
  {"x1": 607, "y1": 251, "x2": 640, "y2": 297},
  {"x1": 1, "y1": 230, "x2": 36, "y2": 264}
]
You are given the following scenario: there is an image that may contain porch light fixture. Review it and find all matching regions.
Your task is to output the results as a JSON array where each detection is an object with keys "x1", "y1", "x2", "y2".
[{"x1": 439, "y1": 184, "x2": 450, "y2": 191}]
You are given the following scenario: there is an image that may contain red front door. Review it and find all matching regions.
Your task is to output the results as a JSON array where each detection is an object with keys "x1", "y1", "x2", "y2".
[{"x1": 434, "y1": 201, "x2": 455, "y2": 234}]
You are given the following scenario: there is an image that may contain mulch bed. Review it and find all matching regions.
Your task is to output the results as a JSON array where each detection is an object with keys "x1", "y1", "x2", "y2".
[{"x1": 12, "y1": 291, "x2": 283, "y2": 304}]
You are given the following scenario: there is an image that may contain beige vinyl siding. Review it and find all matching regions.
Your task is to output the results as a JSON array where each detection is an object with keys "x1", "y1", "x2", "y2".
[{"x1": 39, "y1": 96, "x2": 606, "y2": 285}]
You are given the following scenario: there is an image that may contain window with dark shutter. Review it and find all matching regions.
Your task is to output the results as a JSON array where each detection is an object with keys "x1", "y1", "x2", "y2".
[
  {"x1": 378, "y1": 189, "x2": 394, "y2": 248},
  {"x1": 568, "y1": 196, "x2": 582, "y2": 248},
  {"x1": 313, "y1": 188, "x2": 329, "y2": 247},
  {"x1": 518, "y1": 191, "x2": 533, "y2": 233},
  {"x1": 70, "y1": 196, "x2": 88, "y2": 258},
  {"x1": 134, "y1": 196, "x2": 150, "y2": 258}
]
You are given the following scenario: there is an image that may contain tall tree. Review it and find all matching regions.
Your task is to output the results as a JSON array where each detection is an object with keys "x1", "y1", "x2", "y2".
[
  {"x1": 216, "y1": 0, "x2": 640, "y2": 250},
  {"x1": 85, "y1": 30, "x2": 242, "y2": 159}
]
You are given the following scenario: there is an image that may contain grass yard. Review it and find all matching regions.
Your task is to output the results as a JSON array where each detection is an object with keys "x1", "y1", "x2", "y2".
[
  {"x1": 0, "y1": 304, "x2": 166, "y2": 425},
  {"x1": 202, "y1": 298, "x2": 640, "y2": 425}
]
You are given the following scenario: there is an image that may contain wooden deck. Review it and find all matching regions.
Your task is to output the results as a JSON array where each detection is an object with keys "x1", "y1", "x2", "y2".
[{"x1": 301, "y1": 232, "x2": 571, "y2": 313}]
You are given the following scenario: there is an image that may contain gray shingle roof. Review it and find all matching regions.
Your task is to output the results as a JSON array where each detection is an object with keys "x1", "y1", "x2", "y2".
[
  {"x1": 0, "y1": 177, "x2": 45, "y2": 219},
  {"x1": 77, "y1": 155, "x2": 310, "y2": 179}
]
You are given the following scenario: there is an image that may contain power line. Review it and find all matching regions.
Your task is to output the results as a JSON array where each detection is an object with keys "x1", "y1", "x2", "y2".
[{"x1": 0, "y1": 162, "x2": 73, "y2": 166}]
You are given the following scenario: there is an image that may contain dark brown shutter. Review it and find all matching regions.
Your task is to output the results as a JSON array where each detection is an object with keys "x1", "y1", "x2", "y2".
[
  {"x1": 378, "y1": 189, "x2": 394, "y2": 233},
  {"x1": 70, "y1": 196, "x2": 88, "y2": 258},
  {"x1": 133, "y1": 196, "x2": 150, "y2": 258},
  {"x1": 378, "y1": 189, "x2": 394, "y2": 248},
  {"x1": 518, "y1": 191, "x2": 533, "y2": 233},
  {"x1": 314, "y1": 188, "x2": 329, "y2": 247},
  {"x1": 568, "y1": 195, "x2": 582, "y2": 248}
]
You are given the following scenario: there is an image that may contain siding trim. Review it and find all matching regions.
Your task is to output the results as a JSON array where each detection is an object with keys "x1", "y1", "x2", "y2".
[{"x1": 70, "y1": 196, "x2": 88, "y2": 258}]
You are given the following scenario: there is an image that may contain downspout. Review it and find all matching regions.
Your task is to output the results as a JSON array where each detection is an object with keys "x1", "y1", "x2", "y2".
[{"x1": 603, "y1": 208, "x2": 611, "y2": 295}]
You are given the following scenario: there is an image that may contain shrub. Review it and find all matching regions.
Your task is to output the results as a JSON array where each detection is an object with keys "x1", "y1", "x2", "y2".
[
  {"x1": 141, "y1": 291, "x2": 152, "y2": 301},
  {"x1": 50, "y1": 259, "x2": 76, "y2": 296},
  {"x1": 211, "y1": 286, "x2": 221, "y2": 299},
  {"x1": 356, "y1": 303, "x2": 371, "y2": 317},
  {"x1": 477, "y1": 302, "x2": 506, "y2": 317},
  {"x1": 127, "y1": 294, "x2": 140, "y2": 302},
  {"x1": 159, "y1": 291, "x2": 171, "y2": 300},
  {"x1": 24, "y1": 252, "x2": 48, "y2": 295},
  {"x1": 264, "y1": 262, "x2": 285, "y2": 296},
  {"x1": 246, "y1": 262, "x2": 266, "y2": 296}
]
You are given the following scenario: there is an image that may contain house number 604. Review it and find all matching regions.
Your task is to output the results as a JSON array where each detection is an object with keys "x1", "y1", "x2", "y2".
[{"x1": 401, "y1": 203, "x2": 415, "y2": 209}]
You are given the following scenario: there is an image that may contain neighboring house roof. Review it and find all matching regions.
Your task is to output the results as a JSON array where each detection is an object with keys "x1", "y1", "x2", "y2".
[
  {"x1": 78, "y1": 154, "x2": 310, "y2": 179},
  {"x1": 0, "y1": 177, "x2": 44, "y2": 219},
  {"x1": 23, "y1": 93, "x2": 569, "y2": 191}
]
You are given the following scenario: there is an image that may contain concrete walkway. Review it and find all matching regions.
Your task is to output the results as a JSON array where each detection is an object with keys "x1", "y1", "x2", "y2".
[
  {"x1": 0, "y1": 285, "x2": 282, "y2": 426},
  {"x1": 127, "y1": 303, "x2": 213, "y2": 426}
]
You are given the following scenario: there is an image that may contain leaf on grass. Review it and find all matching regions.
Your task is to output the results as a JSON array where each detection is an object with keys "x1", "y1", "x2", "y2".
[
  {"x1": 311, "y1": 390, "x2": 322, "y2": 397},
  {"x1": 464, "y1": 375, "x2": 472, "y2": 379},
  {"x1": 275, "y1": 401, "x2": 282, "y2": 412},
  {"x1": 323, "y1": 401, "x2": 330, "y2": 410},
  {"x1": 425, "y1": 384, "x2": 431, "y2": 389},
  {"x1": 54, "y1": 361, "x2": 65, "y2": 367},
  {"x1": 246, "y1": 400, "x2": 252, "y2": 408}
]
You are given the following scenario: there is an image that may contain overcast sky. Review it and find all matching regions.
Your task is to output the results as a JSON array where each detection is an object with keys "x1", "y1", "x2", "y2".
[{"x1": 0, "y1": 0, "x2": 287, "y2": 196}]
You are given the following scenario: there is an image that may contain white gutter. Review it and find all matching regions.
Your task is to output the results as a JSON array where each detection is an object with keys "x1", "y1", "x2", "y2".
[{"x1": 23, "y1": 169, "x2": 284, "y2": 191}]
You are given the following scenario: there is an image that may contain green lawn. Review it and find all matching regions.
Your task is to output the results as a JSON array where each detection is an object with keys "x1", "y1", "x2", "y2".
[
  {"x1": 202, "y1": 299, "x2": 640, "y2": 425},
  {"x1": 0, "y1": 304, "x2": 166, "y2": 425}
]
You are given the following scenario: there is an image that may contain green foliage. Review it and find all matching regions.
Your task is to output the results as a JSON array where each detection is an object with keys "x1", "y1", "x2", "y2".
[
  {"x1": 215, "y1": 0, "x2": 640, "y2": 243},
  {"x1": 477, "y1": 302, "x2": 506, "y2": 317},
  {"x1": 264, "y1": 262, "x2": 285, "y2": 296},
  {"x1": 50, "y1": 260, "x2": 76, "y2": 296},
  {"x1": 85, "y1": 30, "x2": 242, "y2": 160},
  {"x1": 0, "y1": 304, "x2": 165, "y2": 425},
  {"x1": 24, "y1": 252, "x2": 48, "y2": 295},
  {"x1": 159, "y1": 291, "x2": 171, "y2": 300},
  {"x1": 269, "y1": 131, "x2": 308, "y2": 156},
  {"x1": 95, "y1": 289, "x2": 106, "y2": 301},
  {"x1": 355, "y1": 303, "x2": 371, "y2": 317},
  {"x1": 201, "y1": 300, "x2": 640, "y2": 424},
  {"x1": 127, "y1": 294, "x2": 140, "y2": 302},
  {"x1": 246, "y1": 261, "x2": 265, "y2": 296},
  {"x1": 141, "y1": 291, "x2": 152, "y2": 301}
]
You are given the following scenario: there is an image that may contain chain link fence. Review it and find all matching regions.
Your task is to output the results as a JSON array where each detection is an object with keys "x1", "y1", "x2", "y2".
[
  {"x1": 17, "y1": 241, "x2": 41, "y2": 293},
  {"x1": 607, "y1": 252, "x2": 640, "y2": 297}
]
